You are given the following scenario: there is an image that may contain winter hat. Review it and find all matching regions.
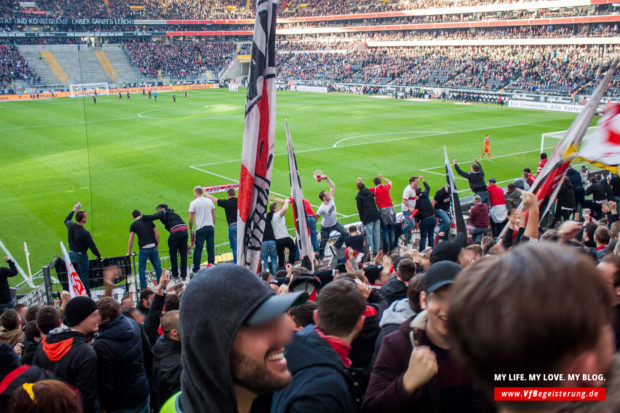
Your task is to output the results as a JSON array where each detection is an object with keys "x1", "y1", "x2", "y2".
[{"x1": 64, "y1": 296, "x2": 98, "y2": 327}]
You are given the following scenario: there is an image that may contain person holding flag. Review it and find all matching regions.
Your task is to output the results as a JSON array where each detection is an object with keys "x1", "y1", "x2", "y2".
[{"x1": 64, "y1": 203, "x2": 101, "y2": 297}]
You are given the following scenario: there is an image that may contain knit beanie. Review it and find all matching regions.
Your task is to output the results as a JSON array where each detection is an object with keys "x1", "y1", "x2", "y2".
[{"x1": 64, "y1": 296, "x2": 98, "y2": 327}]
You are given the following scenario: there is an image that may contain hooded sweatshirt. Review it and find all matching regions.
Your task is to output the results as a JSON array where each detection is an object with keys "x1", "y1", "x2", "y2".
[
  {"x1": 0, "y1": 328, "x2": 24, "y2": 347},
  {"x1": 151, "y1": 334, "x2": 182, "y2": 412},
  {"x1": 173, "y1": 264, "x2": 284, "y2": 413},
  {"x1": 373, "y1": 298, "x2": 416, "y2": 364},
  {"x1": 32, "y1": 328, "x2": 99, "y2": 413},
  {"x1": 142, "y1": 208, "x2": 186, "y2": 233},
  {"x1": 0, "y1": 343, "x2": 56, "y2": 412}
]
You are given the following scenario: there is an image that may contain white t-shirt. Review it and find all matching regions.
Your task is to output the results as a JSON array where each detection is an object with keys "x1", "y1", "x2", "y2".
[
  {"x1": 189, "y1": 197, "x2": 215, "y2": 230},
  {"x1": 272, "y1": 212, "x2": 289, "y2": 239},
  {"x1": 317, "y1": 199, "x2": 338, "y2": 228},
  {"x1": 402, "y1": 185, "x2": 417, "y2": 212}
]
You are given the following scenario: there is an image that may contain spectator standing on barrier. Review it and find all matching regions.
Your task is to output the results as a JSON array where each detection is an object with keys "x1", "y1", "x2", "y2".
[
  {"x1": 94, "y1": 297, "x2": 150, "y2": 412},
  {"x1": 0, "y1": 257, "x2": 18, "y2": 312},
  {"x1": 566, "y1": 166, "x2": 585, "y2": 210},
  {"x1": 33, "y1": 296, "x2": 101, "y2": 413},
  {"x1": 128, "y1": 209, "x2": 162, "y2": 290},
  {"x1": 143, "y1": 204, "x2": 188, "y2": 280},
  {"x1": 206, "y1": 188, "x2": 238, "y2": 263},
  {"x1": 356, "y1": 179, "x2": 381, "y2": 258},
  {"x1": 416, "y1": 177, "x2": 436, "y2": 251},
  {"x1": 401, "y1": 176, "x2": 420, "y2": 245},
  {"x1": 453, "y1": 158, "x2": 488, "y2": 204},
  {"x1": 487, "y1": 178, "x2": 507, "y2": 237},
  {"x1": 432, "y1": 185, "x2": 451, "y2": 242},
  {"x1": 161, "y1": 264, "x2": 307, "y2": 412},
  {"x1": 262, "y1": 208, "x2": 278, "y2": 274},
  {"x1": 317, "y1": 175, "x2": 348, "y2": 260},
  {"x1": 64, "y1": 203, "x2": 102, "y2": 297},
  {"x1": 270, "y1": 198, "x2": 296, "y2": 269},
  {"x1": 189, "y1": 186, "x2": 215, "y2": 273},
  {"x1": 370, "y1": 174, "x2": 396, "y2": 254}
]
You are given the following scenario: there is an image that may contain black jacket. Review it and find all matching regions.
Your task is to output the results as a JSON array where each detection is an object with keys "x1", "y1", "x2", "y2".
[
  {"x1": 379, "y1": 278, "x2": 408, "y2": 305},
  {"x1": 455, "y1": 163, "x2": 487, "y2": 193},
  {"x1": 0, "y1": 259, "x2": 17, "y2": 304},
  {"x1": 32, "y1": 329, "x2": 99, "y2": 413},
  {"x1": 64, "y1": 211, "x2": 101, "y2": 257},
  {"x1": 142, "y1": 208, "x2": 186, "y2": 233},
  {"x1": 144, "y1": 292, "x2": 165, "y2": 347},
  {"x1": 1, "y1": 343, "x2": 55, "y2": 413},
  {"x1": 271, "y1": 325, "x2": 360, "y2": 412},
  {"x1": 93, "y1": 315, "x2": 149, "y2": 410},
  {"x1": 557, "y1": 180, "x2": 577, "y2": 209},
  {"x1": 151, "y1": 334, "x2": 182, "y2": 411},
  {"x1": 415, "y1": 182, "x2": 434, "y2": 219},
  {"x1": 356, "y1": 188, "x2": 381, "y2": 225},
  {"x1": 20, "y1": 338, "x2": 39, "y2": 365},
  {"x1": 566, "y1": 167, "x2": 584, "y2": 192},
  {"x1": 586, "y1": 181, "x2": 614, "y2": 202}
]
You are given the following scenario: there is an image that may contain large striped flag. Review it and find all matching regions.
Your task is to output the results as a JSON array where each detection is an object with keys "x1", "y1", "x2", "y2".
[
  {"x1": 577, "y1": 103, "x2": 620, "y2": 175},
  {"x1": 60, "y1": 241, "x2": 87, "y2": 298},
  {"x1": 532, "y1": 63, "x2": 616, "y2": 220},
  {"x1": 286, "y1": 120, "x2": 314, "y2": 272},
  {"x1": 443, "y1": 146, "x2": 466, "y2": 234},
  {"x1": 237, "y1": 0, "x2": 278, "y2": 271}
]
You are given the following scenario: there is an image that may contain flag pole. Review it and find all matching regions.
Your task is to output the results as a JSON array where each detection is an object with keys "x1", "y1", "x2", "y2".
[{"x1": 24, "y1": 242, "x2": 33, "y2": 288}]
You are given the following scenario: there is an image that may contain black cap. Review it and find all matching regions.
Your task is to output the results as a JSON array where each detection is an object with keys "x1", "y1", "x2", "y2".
[
  {"x1": 64, "y1": 296, "x2": 98, "y2": 327},
  {"x1": 289, "y1": 274, "x2": 321, "y2": 295},
  {"x1": 423, "y1": 261, "x2": 462, "y2": 293},
  {"x1": 156, "y1": 204, "x2": 168, "y2": 209},
  {"x1": 430, "y1": 240, "x2": 461, "y2": 264},
  {"x1": 489, "y1": 178, "x2": 496, "y2": 183},
  {"x1": 246, "y1": 291, "x2": 307, "y2": 325}
]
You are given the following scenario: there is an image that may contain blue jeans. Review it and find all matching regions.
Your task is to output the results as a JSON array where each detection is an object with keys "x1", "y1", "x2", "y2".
[
  {"x1": 402, "y1": 211, "x2": 415, "y2": 242},
  {"x1": 69, "y1": 251, "x2": 90, "y2": 296},
  {"x1": 229, "y1": 224, "x2": 237, "y2": 263},
  {"x1": 381, "y1": 223, "x2": 395, "y2": 253},
  {"x1": 261, "y1": 240, "x2": 278, "y2": 274},
  {"x1": 0, "y1": 300, "x2": 14, "y2": 313},
  {"x1": 111, "y1": 395, "x2": 149, "y2": 413},
  {"x1": 307, "y1": 216, "x2": 320, "y2": 253},
  {"x1": 319, "y1": 222, "x2": 348, "y2": 258},
  {"x1": 472, "y1": 227, "x2": 487, "y2": 243},
  {"x1": 435, "y1": 209, "x2": 450, "y2": 241},
  {"x1": 364, "y1": 220, "x2": 381, "y2": 255},
  {"x1": 138, "y1": 248, "x2": 162, "y2": 290},
  {"x1": 419, "y1": 217, "x2": 436, "y2": 251},
  {"x1": 476, "y1": 190, "x2": 490, "y2": 206},
  {"x1": 194, "y1": 226, "x2": 215, "y2": 272}
]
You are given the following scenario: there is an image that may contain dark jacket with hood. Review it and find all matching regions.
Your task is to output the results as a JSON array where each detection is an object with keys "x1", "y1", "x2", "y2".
[
  {"x1": 142, "y1": 208, "x2": 186, "y2": 233},
  {"x1": 93, "y1": 314, "x2": 149, "y2": 410},
  {"x1": 144, "y1": 291, "x2": 165, "y2": 347},
  {"x1": 20, "y1": 338, "x2": 39, "y2": 365},
  {"x1": 356, "y1": 187, "x2": 381, "y2": 225},
  {"x1": 151, "y1": 334, "x2": 182, "y2": 411},
  {"x1": 271, "y1": 325, "x2": 359, "y2": 413},
  {"x1": 566, "y1": 167, "x2": 584, "y2": 192},
  {"x1": 0, "y1": 343, "x2": 56, "y2": 413},
  {"x1": 379, "y1": 278, "x2": 408, "y2": 305},
  {"x1": 0, "y1": 259, "x2": 18, "y2": 304},
  {"x1": 32, "y1": 328, "x2": 99, "y2": 413},
  {"x1": 170, "y1": 264, "x2": 292, "y2": 413}
]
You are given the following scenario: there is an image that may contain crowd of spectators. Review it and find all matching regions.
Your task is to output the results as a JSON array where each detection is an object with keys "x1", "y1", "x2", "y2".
[
  {"x1": 125, "y1": 41, "x2": 233, "y2": 78},
  {"x1": 2, "y1": 151, "x2": 620, "y2": 413},
  {"x1": 0, "y1": 44, "x2": 39, "y2": 86}
]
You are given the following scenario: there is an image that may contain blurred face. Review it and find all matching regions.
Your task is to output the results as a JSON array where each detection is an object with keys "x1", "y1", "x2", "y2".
[
  {"x1": 142, "y1": 294, "x2": 154, "y2": 309},
  {"x1": 121, "y1": 297, "x2": 133, "y2": 310},
  {"x1": 81, "y1": 213, "x2": 88, "y2": 224},
  {"x1": 77, "y1": 310, "x2": 101, "y2": 335},
  {"x1": 131, "y1": 310, "x2": 145, "y2": 325},
  {"x1": 230, "y1": 314, "x2": 294, "y2": 395},
  {"x1": 597, "y1": 262, "x2": 616, "y2": 291},
  {"x1": 425, "y1": 285, "x2": 452, "y2": 339},
  {"x1": 322, "y1": 193, "x2": 332, "y2": 202}
]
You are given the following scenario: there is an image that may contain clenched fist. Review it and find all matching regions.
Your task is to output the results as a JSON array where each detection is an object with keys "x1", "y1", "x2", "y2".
[{"x1": 402, "y1": 346, "x2": 438, "y2": 393}]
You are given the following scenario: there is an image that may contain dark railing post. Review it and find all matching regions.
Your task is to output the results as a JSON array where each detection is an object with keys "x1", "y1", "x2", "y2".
[{"x1": 42, "y1": 266, "x2": 53, "y2": 305}]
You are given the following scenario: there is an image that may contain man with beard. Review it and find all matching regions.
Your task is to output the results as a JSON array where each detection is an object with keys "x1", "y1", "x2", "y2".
[{"x1": 161, "y1": 265, "x2": 308, "y2": 413}]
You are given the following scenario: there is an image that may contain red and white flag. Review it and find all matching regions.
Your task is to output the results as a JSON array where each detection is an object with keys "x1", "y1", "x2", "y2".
[
  {"x1": 578, "y1": 103, "x2": 620, "y2": 175},
  {"x1": 237, "y1": 0, "x2": 277, "y2": 271},
  {"x1": 531, "y1": 63, "x2": 616, "y2": 220},
  {"x1": 286, "y1": 120, "x2": 314, "y2": 272},
  {"x1": 60, "y1": 241, "x2": 87, "y2": 298}
]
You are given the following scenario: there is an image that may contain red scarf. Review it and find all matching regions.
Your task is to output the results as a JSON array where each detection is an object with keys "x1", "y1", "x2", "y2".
[{"x1": 314, "y1": 325, "x2": 352, "y2": 368}]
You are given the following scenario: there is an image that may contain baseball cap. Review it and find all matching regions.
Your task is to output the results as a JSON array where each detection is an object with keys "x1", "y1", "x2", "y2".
[
  {"x1": 423, "y1": 261, "x2": 462, "y2": 293},
  {"x1": 246, "y1": 290, "x2": 307, "y2": 325},
  {"x1": 156, "y1": 204, "x2": 168, "y2": 209},
  {"x1": 488, "y1": 178, "x2": 496, "y2": 183}
]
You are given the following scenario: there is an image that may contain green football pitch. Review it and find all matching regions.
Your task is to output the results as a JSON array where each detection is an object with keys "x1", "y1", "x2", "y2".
[{"x1": 0, "y1": 88, "x2": 579, "y2": 273}]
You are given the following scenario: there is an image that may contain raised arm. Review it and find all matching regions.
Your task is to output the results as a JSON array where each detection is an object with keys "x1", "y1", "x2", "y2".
[
  {"x1": 325, "y1": 176, "x2": 335, "y2": 198},
  {"x1": 279, "y1": 198, "x2": 290, "y2": 217},
  {"x1": 421, "y1": 178, "x2": 430, "y2": 196},
  {"x1": 204, "y1": 192, "x2": 218, "y2": 203},
  {"x1": 380, "y1": 173, "x2": 392, "y2": 187},
  {"x1": 141, "y1": 210, "x2": 164, "y2": 222},
  {"x1": 453, "y1": 161, "x2": 469, "y2": 179}
]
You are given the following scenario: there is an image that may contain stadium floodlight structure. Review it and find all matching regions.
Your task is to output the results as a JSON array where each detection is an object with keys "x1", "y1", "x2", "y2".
[
  {"x1": 540, "y1": 126, "x2": 598, "y2": 154},
  {"x1": 69, "y1": 82, "x2": 110, "y2": 98}
]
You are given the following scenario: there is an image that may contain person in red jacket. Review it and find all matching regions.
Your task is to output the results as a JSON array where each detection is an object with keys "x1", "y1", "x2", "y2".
[
  {"x1": 466, "y1": 196, "x2": 489, "y2": 243},
  {"x1": 537, "y1": 152, "x2": 548, "y2": 176},
  {"x1": 487, "y1": 178, "x2": 507, "y2": 237}
]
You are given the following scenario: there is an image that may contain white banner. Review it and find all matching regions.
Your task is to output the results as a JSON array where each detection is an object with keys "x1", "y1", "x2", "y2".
[
  {"x1": 508, "y1": 100, "x2": 583, "y2": 113},
  {"x1": 60, "y1": 241, "x2": 88, "y2": 298},
  {"x1": 203, "y1": 183, "x2": 239, "y2": 194},
  {"x1": 292, "y1": 85, "x2": 328, "y2": 93},
  {"x1": 578, "y1": 103, "x2": 620, "y2": 171}
]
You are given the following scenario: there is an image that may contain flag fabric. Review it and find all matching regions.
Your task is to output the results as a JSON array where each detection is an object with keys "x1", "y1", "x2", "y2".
[
  {"x1": 577, "y1": 103, "x2": 620, "y2": 175},
  {"x1": 237, "y1": 0, "x2": 278, "y2": 271},
  {"x1": 443, "y1": 146, "x2": 466, "y2": 234},
  {"x1": 531, "y1": 64, "x2": 616, "y2": 220},
  {"x1": 286, "y1": 120, "x2": 314, "y2": 271},
  {"x1": 60, "y1": 241, "x2": 87, "y2": 298}
]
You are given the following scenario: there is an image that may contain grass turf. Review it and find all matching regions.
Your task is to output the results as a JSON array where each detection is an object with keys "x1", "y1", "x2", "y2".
[{"x1": 0, "y1": 88, "x2": 579, "y2": 275}]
